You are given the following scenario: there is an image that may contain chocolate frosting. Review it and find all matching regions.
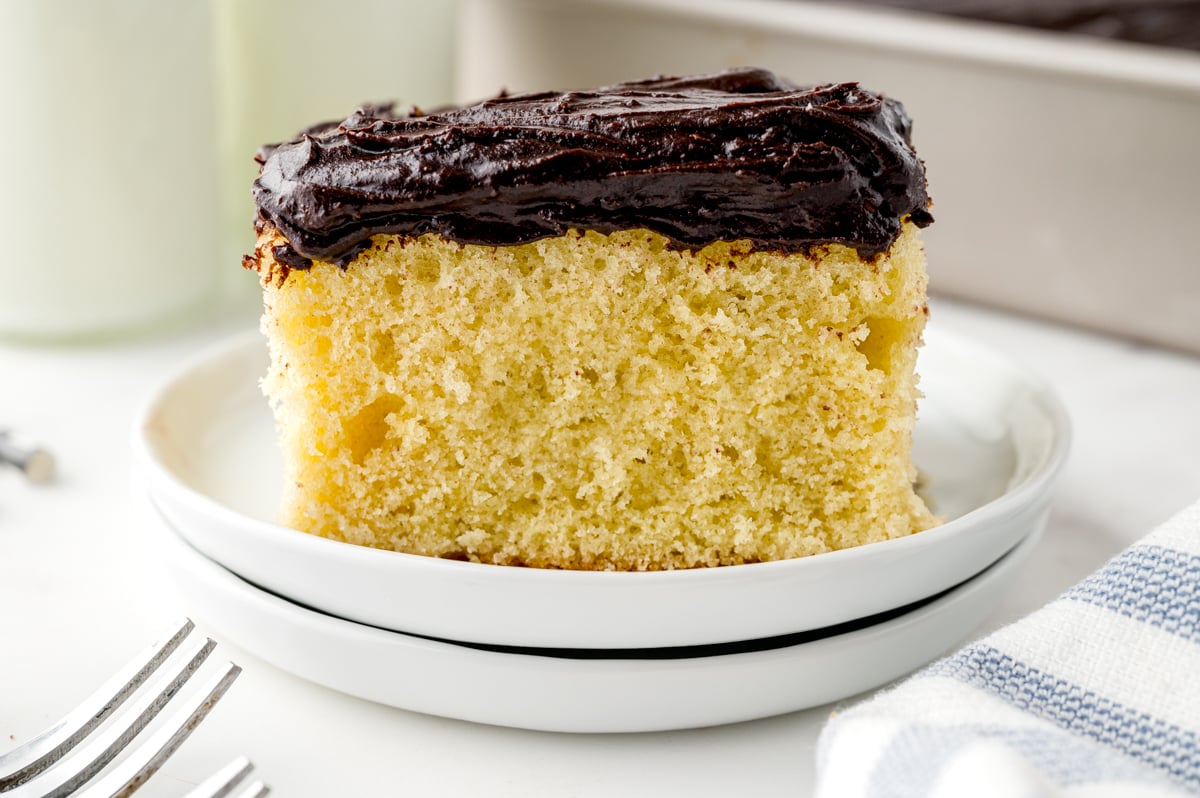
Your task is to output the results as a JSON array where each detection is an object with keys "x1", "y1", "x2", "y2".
[{"x1": 252, "y1": 68, "x2": 932, "y2": 266}]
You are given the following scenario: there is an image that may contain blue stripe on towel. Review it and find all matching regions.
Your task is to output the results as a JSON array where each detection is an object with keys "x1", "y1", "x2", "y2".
[
  {"x1": 863, "y1": 724, "x2": 1178, "y2": 797},
  {"x1": 1064, "y1": 545, "x2": 1200, "y2": 644},
  {"x1": 927, "y1": 645, "x2": 1200, "y2": 788}
]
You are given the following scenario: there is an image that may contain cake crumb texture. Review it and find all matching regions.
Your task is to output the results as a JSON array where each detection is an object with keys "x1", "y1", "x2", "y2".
[{"x1": 257, "y1": 224, "x2": 937, "y2": 570}]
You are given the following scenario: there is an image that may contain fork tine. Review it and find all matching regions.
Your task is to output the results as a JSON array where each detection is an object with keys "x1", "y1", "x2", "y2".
[
  {"x1": 229, "y1": 782, "x2": 269, "y2": 798},
  {"x1": 3, "y1": 634, "x2": 217, "y2": 798},
  {"x1": 179, "y1": 756, "x2": 268, "y2": 798},
  {"x1": 74, "y1": 663, "x2": 242, "y2": 798},
  {"x1": 179, "y1": 756, "x2": 251, "y2": 798},
  {"x1": 0, "y1": 618, "x2": 195, "y2": 792}
]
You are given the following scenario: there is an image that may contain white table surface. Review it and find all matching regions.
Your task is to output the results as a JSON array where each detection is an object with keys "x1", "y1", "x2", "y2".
[{"x1": 2, "y1": 295, "x2": 1199, "y2": 797}]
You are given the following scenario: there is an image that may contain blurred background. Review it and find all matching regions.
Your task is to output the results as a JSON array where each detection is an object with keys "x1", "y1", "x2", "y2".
[{"x1": 1, "y1": 0, "x2": 1197, "y2": 351}]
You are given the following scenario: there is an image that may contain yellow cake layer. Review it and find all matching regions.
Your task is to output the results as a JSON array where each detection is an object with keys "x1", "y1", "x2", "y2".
[{"x1": 254, "y1": 223, "x2": 937, "y2": 570}]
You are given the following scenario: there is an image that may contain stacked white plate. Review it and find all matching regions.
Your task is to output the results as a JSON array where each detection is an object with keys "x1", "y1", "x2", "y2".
[{"x1": 133, "y1": 326, "x2": 1069, "y2": 733}]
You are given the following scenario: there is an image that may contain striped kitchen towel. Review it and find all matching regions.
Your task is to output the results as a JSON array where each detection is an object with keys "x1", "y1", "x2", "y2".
[{"x1": 815, "y1": 498, "x2": 1200, "y2": 798}]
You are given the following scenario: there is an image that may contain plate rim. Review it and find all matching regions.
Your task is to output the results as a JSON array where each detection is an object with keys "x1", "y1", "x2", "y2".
[
  {"x1": 148, "y1": 497, "x2": 1044, "y2": 732},
  {"x1": 133, "y1": 325, "x2": 1070, "y2": 585},
  {"x1": 132, "y1": 324, "x2": 1069, "y2": 647}
]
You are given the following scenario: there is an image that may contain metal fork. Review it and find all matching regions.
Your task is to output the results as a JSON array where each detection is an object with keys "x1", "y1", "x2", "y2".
[{"x1": 0, "y1": 619, "x2": 266, "y2": 797}]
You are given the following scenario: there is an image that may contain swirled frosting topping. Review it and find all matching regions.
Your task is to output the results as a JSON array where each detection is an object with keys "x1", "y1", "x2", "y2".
[{"x1": 252, "y1": 68, "x2": 932, "y2": 266}]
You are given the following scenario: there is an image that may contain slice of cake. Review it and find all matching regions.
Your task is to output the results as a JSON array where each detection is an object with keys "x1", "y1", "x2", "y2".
[{"x1": 245, "y1": 67, "x2": 939, "y2": 571}]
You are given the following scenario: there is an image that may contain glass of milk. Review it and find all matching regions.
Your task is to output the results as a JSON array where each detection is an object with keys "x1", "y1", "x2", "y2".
[{"x1": 0, "y1": 0, "x2": 220, "y2": 341}]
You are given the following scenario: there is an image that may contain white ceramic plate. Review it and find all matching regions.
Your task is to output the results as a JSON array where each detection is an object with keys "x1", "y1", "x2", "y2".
[
  {"x1": 145, "y1": 496, "x2": 1043, "y2": 733},
  {"x1": 133, "y1": 326, "x2": 1068, "y2": 649}
]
